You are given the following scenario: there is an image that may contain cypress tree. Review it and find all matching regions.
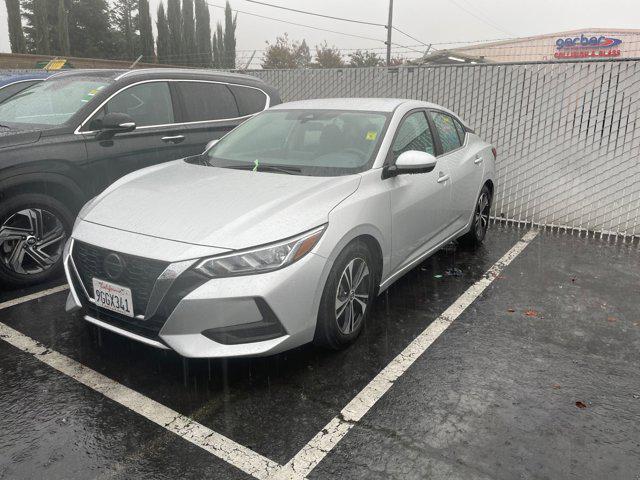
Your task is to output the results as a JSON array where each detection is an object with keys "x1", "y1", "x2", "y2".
[
  {"x1": 33, "y1": 0, "x2": 50, "y2": 55},
  {"x1": 194, "y1": 0, "x2": 211, "y2": 67},
  {"x1": 56, "y1": 0, "x2": 69, "y2": 55},
  {"x1": 212, "y1": 23, "x2": 224, "y2": 68},
  {"x1": 138, "y1": 0, "x2": 154, "y2": 62},
  {"x1": 222, "y1": 1, "x2": 236, "y2": 68},
  {"x1": 167, "y1": 0, "x2": 182, "y2": 65},
  {"x1": 181, "y1": 0, "x2": 196, "y2": 66},
  {"x1": 5, "y1": 0, "x2": 26, "y2": 53},
  {"x1": 156, "y1": 2, "x2": 170, "y2": 64}
]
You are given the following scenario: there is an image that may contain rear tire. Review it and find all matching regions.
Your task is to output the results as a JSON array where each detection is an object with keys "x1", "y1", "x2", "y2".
[
  {"x1": 460, "y1": 185, "x2": 491, "y2": 247},
  {"x1": 0, "y1": 193, "x2": 73, "y2": 287},
  {"x1": 313, "y1": 240, "x2": 377, "y2": 350}
]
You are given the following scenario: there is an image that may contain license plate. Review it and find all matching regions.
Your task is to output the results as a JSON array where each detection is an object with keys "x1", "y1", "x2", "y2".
[{"x1": 92, "y1": 278, "x2": 134, "y2": 318}]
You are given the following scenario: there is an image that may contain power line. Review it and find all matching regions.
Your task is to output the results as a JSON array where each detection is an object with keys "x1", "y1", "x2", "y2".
[
  {"x1": 241, "y1": 0, "x2": 385, "y2": 27},
  {"x1": 206, "y1": 2, "x2": 384, "y2": 44},
  {"x1": 447, "y1": 0, "x2": 512, "y2": 36},
  {"x1": 392, "y1": 26, "x2": 429, "y2": 48}
]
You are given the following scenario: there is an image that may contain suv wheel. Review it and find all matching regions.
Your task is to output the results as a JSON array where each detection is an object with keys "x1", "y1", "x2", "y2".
[
  {"x1": 0, "y1": 193, "x2": 72, "y2": 287},
  {"x1": 314, "y1": 240, "x2": 377, "y2": 350}
]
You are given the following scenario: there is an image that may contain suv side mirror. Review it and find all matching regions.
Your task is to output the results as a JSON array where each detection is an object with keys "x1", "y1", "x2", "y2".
[
  {"x1": 96, "y1": 112, "x2": 136, "y2": 140},
  {"x1": 383, "y1": 150, "x2": 437, "y2": 178}
]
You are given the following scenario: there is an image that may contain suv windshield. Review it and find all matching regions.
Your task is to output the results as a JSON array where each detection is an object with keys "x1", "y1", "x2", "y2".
[
  {"x1": 0, "y1": 76, "x2": 111, "y2": 127},
  {"x1": 206, "y1": 109, "x2": 389, "y2": 176}
]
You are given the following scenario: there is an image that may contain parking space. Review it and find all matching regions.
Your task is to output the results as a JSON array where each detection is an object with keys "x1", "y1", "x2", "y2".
[{"x1": 1, "y1": 225, "x2": 639, "y2": 479}]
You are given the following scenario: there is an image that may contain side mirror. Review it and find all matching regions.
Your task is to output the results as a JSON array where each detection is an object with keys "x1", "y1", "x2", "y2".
[
  {"x1": 383, "y1": 150, "x2": 437, "y2": 178},
  {"x1": 204, "y1": 139, "x2": 219, "y2": 152},
  {"x1": 96, "y1": 112, "x2": 136, "y2": 140}
]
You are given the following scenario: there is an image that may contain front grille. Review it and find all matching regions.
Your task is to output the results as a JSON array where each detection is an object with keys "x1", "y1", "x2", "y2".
[
  {"x1": 85, "y1": 303, "x2": 167, "y2": 340},
  {"x1": 72, "y1": 241, "x2": 169, "y2": 318}
]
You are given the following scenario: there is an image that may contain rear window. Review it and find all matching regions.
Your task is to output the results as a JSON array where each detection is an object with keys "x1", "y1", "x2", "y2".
[
  {"x1": 229, "y1": 85, "x2": 268, "y2": 116},
  {"x1": 176, "y1": 82, "x2": 239, "y2": 122}
]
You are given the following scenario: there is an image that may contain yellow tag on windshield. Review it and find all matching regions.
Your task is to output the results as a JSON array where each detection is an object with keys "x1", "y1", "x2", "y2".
[{"x1": 365, "y1": 131, "x2": 377, "y2": 141}]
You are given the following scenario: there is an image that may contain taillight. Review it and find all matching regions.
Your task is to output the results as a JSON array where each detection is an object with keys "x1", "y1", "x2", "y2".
[{"x1": 491, "y1": 147, "x2": 497, "y2": 159}]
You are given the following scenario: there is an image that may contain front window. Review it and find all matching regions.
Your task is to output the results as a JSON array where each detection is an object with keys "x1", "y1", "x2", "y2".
[
  {"x1": 206, "y1": 109, "x2": 389, "y2": 176},
  {"x1": 0, "y1": 76, "x2": 111, "y2": 127}
]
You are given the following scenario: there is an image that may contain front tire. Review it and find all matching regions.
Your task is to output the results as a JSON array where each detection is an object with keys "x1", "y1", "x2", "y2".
[
  {"x1": 314, "y1": 240, "x2": 377, "y2": 350},
  {"x1": 0, "y1": 193, "x2": 73, "y2": 287},
  {"x1": 460, "y1": 185, "x2": 491, "y2": 247}
]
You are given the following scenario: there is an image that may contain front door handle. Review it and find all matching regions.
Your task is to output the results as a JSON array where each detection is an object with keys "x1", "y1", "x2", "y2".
[
  {"x1": 161, "y1": 135, "x2": 185, "y2": 144},
  {"x1": 474, "y1": 155, "x2": 483, "y2": 165},
  {"x1": 437, "y1": 173, "x2": 450, "y2": 184}
]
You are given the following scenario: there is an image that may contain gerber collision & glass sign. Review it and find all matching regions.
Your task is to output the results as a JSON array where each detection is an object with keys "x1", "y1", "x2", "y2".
[{"x1": 554, "y1": 34, "x2": 622, "y2": 59}]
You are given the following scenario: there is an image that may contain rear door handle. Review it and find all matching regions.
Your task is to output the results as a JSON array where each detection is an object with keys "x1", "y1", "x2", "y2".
[
  {"x1": 161, "y1": 135, "x2": 185, "y2": 144},
  {"x1": 474, "y1": 155, "x2": 483, "y2": 165},
  {"x1": 437, "y1": 173, "x2": 450, "y2": 184}
]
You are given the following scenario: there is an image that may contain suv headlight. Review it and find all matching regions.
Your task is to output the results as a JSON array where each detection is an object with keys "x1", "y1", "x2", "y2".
[{"x1": 195, "y1": 225, "x2": 326, "y2": 278}]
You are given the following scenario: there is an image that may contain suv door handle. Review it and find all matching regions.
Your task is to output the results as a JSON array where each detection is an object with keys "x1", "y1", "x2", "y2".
[
  {"x1": 437, "y1": 173, "x2": 450, "y2": 184},
  {"x1": 474, "y1": 155, "x2": 483, "y2": 165},
  {"x1": 161, "y1": 135, "x2": 185, "y2": 144}
]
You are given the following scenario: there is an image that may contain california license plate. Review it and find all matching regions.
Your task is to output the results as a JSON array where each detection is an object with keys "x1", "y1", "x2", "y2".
[{"x1": 92, "y1": 278, "x2": 134, "y2": 318}]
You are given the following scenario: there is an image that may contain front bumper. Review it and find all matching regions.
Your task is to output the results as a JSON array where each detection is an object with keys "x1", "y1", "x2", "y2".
[{"x1": 63, "y1": 231, "x2": 328, "y2": 358}]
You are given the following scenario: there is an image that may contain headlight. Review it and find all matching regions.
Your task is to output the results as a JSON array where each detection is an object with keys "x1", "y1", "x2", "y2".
[{"x1": 195, "y1": 225, "x2": 326, "y2": 278}]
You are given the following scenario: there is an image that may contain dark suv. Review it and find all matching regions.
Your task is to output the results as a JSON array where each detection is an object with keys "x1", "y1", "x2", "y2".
[{"x1": 0, "y1": 68, "x2": 281, "y2": 287}]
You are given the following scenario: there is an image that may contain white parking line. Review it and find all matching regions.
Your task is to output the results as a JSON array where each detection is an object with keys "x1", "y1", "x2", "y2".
[
  {"x1": 0, "y1": 322, "x2": 282, "y2": 480},
  {"x1": 0, "y1": 284, "x2": 69, "y2": 311},
  {"x1": 270, "y1": 229, "x2": 539, "y2": 479}
]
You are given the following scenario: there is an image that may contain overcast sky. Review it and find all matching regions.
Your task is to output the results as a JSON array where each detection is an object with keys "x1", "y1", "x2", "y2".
[{"x1": 1, "y1": 0, "x2": 639, "y2": 66}]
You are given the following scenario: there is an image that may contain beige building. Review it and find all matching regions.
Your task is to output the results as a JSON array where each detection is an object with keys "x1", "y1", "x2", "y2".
[{"x1": 449, "y1": 28, "x2": 640, "y2": 63}]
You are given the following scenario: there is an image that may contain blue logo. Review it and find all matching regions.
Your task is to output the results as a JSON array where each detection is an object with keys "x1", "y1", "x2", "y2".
[{"x1": 556, "y1": 34, "x2": 622, "y2": 50}]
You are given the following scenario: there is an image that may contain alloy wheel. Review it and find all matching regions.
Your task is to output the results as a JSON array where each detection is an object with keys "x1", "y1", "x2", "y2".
[
  {"x1": 474, "y1": 192, "x2": 490, "y2": 239},
  {"x1": 0, "y1": 208, "x2": 67, "y2": 275},
  {"x1": 335, "y1": 257, "x2": 370, "y2": 335}
]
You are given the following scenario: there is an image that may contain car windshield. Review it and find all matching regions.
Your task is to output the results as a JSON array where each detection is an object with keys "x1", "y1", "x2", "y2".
[
  {"x1": 0, "y1": 76, "x2": 111, "y2": 127},
  {"x1": 206, "y1": 109, "x2": 389, "y2": 176}
]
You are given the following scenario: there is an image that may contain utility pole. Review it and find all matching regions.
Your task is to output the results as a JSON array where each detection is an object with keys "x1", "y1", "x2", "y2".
[{"x1": 385, "y1": 0, "x2": 394, "y2": 66}]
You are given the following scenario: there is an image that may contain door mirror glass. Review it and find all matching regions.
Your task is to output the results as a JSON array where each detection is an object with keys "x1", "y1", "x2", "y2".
[
  {"x1": 394, "y1": 150, "x2": 437, "y2": 174},
  {"x1": 96, "y1": 112, "x2": 136, "y2": 139}
]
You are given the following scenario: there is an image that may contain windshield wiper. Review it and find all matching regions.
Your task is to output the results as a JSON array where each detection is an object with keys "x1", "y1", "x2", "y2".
[{"x1": 225, "y1": 164, "x2": 302, "y2": 175}]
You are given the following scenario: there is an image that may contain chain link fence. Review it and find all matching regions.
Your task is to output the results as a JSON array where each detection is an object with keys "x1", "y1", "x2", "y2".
[{"x1": 250, "y1": 60, "x2": 640, "y2": 241}]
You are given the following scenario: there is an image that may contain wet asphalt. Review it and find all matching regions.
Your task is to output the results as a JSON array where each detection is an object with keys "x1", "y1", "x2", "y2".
[{"x1": 0, "y1": 225, "x2": 639, "y2": 479}]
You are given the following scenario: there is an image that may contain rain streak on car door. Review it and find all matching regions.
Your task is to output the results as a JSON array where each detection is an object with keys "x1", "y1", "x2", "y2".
[
  {"x1": 429, "y1": 111, "x2": 482, "y2": 233},
  {"x1": 81, "y1": 81, "x2": 186, "y2": 194},
  {"x1": 388, "y1": 111, "x2": 452, "y2": 274}
]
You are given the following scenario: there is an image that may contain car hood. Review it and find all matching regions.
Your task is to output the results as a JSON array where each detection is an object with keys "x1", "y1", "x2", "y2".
[
  {"x1": 0, "y1": 127, "x2": 42, "y2": 149},
  {"x1": 82, "y1": 160, "x2": 361, "y2": 250}
]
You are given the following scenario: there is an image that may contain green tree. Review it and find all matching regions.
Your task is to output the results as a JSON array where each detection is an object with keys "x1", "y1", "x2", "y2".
[
  {"x1": 138, "y1": 0, "x2": 154, "y2": 62},
  {"x1": 211, "y1": 22, "x2": 224, "y2": 68},
  {"x1": 113, "y1": 0, "x2": 138, "y2": 60},
  {"x1": 167, "y1": 0, "x2": 182, "y2": 64},
  {"x1": 67, "y1": 0, "x2": 121, "y2": 59},
  {"x1": 348, "y1": 49, "x2": 381, "y2": 67},
  {"x1": 314, "y1": 42, "x2": 343, "y2": 68},
  {"x1": 56, "y1": 0, "x2": 69, "y2": 55},
  {"x1": 261, "y1": 34, "x2": 298, "y2": 69},
  {"x1": 5, "y1": 0, "x2": 26, "y2": 53},
  {"x1": 194, "y1": 0, "x2": 211, "y2": 67},
  {"x1": 156, "y1": 2, "x2": 170, "y2": 63},
  {"x1": 33, "y1": 0, "x2": 50, "y2": 54},
  {"x1": 222, "y1": 0, "x2": 236, "y2": 68},
  {"x1": 181, "y1": 0, "x2": 195, "y2": 65}
]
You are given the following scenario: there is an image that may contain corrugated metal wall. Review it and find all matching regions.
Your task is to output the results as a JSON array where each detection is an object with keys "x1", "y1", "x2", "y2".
[{"x1": 251, "y1": 60, "x2": 640, "y2": 240}]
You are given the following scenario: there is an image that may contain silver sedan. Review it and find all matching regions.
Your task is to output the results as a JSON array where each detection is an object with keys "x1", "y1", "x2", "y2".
[{"x1": 63, "y1": 98, "x2": 495, "y2": 358}]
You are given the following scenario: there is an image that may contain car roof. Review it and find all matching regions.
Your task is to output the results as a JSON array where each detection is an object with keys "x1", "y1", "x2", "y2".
[
  {"x1": 46, "y1": 68, "x2": 266, "y2": 85},
  {"x1": 0, "y1": 71, "x2": 51, "y2": 86},
  {"x1": 269, "y1": 97, "x2": 443, "y2": 113}
]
